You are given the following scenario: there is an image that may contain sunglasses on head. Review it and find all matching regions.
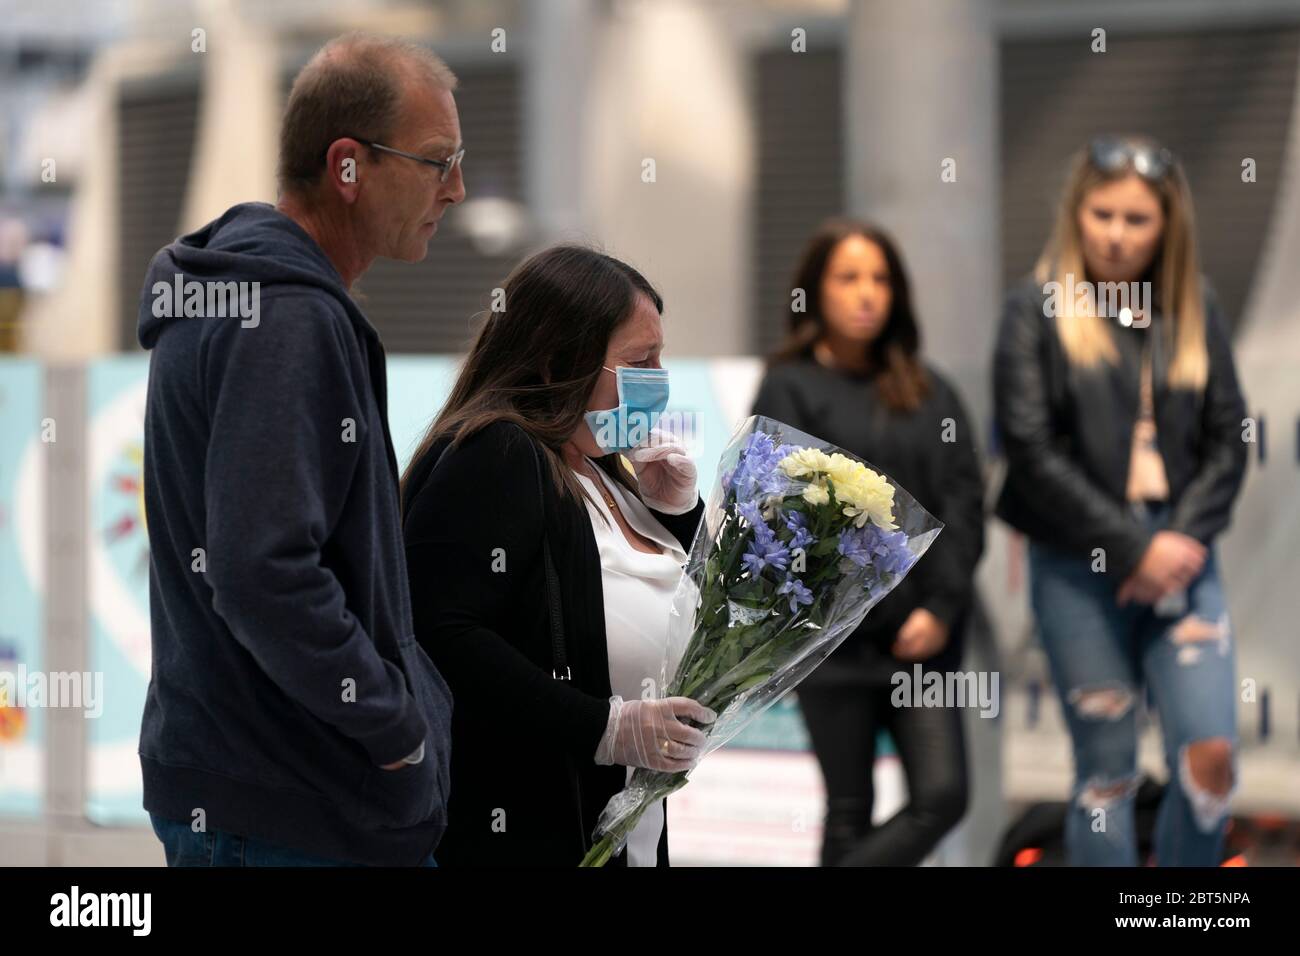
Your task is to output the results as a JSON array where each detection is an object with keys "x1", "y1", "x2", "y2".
[{"x1": 1088, "y1": 137, "x2": 1176, "y2": 182}]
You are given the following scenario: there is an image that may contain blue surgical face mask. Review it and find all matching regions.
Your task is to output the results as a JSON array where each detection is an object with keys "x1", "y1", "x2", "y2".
[{"x1": 584, "y1": 365, "x2": 670, "y2": 454}]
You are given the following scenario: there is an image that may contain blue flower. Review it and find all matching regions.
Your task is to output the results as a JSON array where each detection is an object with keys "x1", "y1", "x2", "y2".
[
  {"x1": 742, "y1": 534, "x2": 790, "y2": 578},
  {"x1": 784, "y1": 510, "x2": 815, "y2": 551},
  {"x1": 776, "y1": 575, "x2": 814, "y2": 613},
  {"x1": 871, "y1": 527, "x2": 916, "y2": 576},
  {"x1": 838, "y1": 524, "x2": 914, "y2": 575},
  {"x1": 737, "y1": 500, "x2": 765, "y2": 530},
  {"x1": 836, "y1": 526, "x2": 871, "y2": 567},
  {"x1": 729, "y1": 432, "x2": 795, "y2": 501}
]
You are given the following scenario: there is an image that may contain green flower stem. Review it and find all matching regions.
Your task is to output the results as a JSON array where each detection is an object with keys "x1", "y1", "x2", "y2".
[{"x1": 579, "y1": 773, "x2": 691, "y2": 867}]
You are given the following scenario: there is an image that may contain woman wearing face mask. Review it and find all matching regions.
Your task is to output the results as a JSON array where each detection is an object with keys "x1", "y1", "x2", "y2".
[
  {"x1": 751, "y1": 220, "x2": 985, "y2": 866},
  {"x1": 401, "y1": 245, "x2": 712, "y2": 867},
  {"x1": 994, "y1": 136, "x2": 1248, "y2": 866}
]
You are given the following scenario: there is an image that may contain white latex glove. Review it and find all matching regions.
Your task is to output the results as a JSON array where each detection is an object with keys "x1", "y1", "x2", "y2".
[
  {"x1": 628, "y1": 429, "x2": 698, "y2": 515},
  {"x1": 594, "y1": 695, "x2": 717, "y2": 772}
]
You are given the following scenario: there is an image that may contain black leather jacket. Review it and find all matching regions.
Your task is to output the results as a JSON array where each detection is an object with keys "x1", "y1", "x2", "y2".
[{"x1": 993, "y1": 277, "x2": 1248, "y2": 581}]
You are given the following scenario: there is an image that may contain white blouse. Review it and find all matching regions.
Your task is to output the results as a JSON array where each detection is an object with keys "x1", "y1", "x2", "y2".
[{"x1": 573, "y1": 459, "x2": 688, "y2": 868}]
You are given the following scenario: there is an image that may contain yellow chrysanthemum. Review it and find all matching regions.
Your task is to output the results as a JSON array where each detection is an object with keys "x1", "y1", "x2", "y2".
[
  {"x1": 778, "y1": 446, "x2": 897, "y2": 528},
  {"x1": 779, "y1": 447, "x2": 833, "y2": 478},
  {"x1": 840, "y1": 472, "x2": 897, "y2": 529},
  {"x1": 801, "y1": 480, "x2": 830, "y2": 506},
  {"x1": 827, "y1": 455, "x2": 897, "y2": 530},
  {"x1": 824, "y1": 453, "x2": 862, "y2": 489}
]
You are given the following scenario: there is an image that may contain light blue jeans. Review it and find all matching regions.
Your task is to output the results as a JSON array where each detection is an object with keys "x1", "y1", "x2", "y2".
[{"x1": 1028, "y1": 502, "x2": 1237, "y2": 866}]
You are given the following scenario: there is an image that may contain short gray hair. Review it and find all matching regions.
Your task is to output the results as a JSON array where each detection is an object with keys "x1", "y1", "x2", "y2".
[{"x1": 278, "y1": 32, "x2": 458, "y2": 195}]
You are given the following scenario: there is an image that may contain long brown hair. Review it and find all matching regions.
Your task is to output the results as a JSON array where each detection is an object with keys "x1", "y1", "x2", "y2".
[
  {"x1": 1035, "y1": 135, "x2": 1208, "y2": 389},
  {"x1": 400, "y1": 244, "x2": 664, "y2": 509},
  {"x1": 770, "y1": 218, "x2": 930, "y2": 412}
]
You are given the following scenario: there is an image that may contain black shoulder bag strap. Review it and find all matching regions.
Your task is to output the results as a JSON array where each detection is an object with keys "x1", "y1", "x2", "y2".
[
  {"x1": 531, "y1": 445, "x2": 571, "y2": 683},
  {"x1": 523, "y1": 431, "x2": 590, "y2": 857}
]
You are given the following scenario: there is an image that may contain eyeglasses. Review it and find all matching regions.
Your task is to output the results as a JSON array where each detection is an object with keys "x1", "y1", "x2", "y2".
[
  {"x1": 1088, "y1": 137, "x2": 1175, "y2": 182},
  {"x1": 357, "y1": 139, "x2": 465, "y2": 183}
]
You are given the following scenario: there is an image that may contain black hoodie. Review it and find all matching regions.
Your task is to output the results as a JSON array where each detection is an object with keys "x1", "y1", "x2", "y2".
[{"x1": 137, "y1": 202, "x2": 453, "y2": 865}]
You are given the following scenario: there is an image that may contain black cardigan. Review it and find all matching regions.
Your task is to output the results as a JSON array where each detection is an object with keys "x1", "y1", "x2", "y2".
[
  {"x1": 402, "y1": 421, "x2": 704, "y2": 867},
  {"x1": 752, "y1": 356, "x2": 985, "y2": 680}
]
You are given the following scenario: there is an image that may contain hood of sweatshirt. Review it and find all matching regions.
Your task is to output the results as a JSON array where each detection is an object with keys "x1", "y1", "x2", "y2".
[{"x1": 137, "y1": 201, "x2": 376, "y2": 349}]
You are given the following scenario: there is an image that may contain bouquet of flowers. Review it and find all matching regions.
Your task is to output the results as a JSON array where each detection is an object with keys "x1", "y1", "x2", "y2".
[{"x1": 579, "y1": 415, "x2": 943, "y2": 866}]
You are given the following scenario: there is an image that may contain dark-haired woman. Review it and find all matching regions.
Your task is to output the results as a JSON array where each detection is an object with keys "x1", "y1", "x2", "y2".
[
  {"x1": 752, "y1": 219, "x2": 985, "y2": 866},
  {"x1": 402, "y1": 246, "x2": 714, "y2": 867}
]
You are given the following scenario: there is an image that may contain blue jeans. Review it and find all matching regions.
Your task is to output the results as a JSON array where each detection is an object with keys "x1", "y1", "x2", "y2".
[
  {"x1": 149, "y1": 813, "x2": 438, "y2": 867},
  {"x1": 1028, "y1": 502, "x2": 1237, "y2": 867}
]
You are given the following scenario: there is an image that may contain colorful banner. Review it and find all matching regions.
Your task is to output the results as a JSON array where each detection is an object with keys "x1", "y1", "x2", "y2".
[
  {"x1": 0, "y1": 359, "x2": 45, "y2": 817},
  {"x1": 85, "y1": 357, "x2": 152, "y2": 823}
]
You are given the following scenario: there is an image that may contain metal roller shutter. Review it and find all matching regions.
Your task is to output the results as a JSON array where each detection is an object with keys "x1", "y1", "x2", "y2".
[
  {"x1": 751, "y1": 47, "x2": 844, "y2": 356},
  {"x1": 117, "y1": 78, "x2": 200, "y2": 351}
]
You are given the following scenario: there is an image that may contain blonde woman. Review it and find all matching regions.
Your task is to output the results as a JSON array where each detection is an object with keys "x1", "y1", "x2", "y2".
[{"x1": 994, "y1": 136, "x2": 1248, "y2": 866}]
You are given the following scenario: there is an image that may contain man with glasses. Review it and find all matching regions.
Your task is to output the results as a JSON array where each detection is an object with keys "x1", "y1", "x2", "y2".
[{"x1": 136, "y1": 33, "x2": 462, "y2": 866}]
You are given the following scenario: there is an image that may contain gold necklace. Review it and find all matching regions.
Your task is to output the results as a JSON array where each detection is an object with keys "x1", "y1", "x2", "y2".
[
  {"x1": 582, "y1": 462, "x2": 620, "y2": 513},
  {"x1": 583, "y1": 461, "x2": 664, "y2": 555}
]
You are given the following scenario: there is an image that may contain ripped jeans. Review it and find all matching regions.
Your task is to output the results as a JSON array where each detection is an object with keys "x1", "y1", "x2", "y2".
[{"x1": 1028, "y1": 502, "x2": 1237, "y2": 866}]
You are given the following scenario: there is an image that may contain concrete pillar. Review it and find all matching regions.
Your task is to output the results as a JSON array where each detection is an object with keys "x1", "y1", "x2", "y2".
[
  {"x1": 1217, "y1": 49, "x2": 1300, "y2": 750},
  {"x1": 844, "y1": 0, "x2": 999, "y2": 392},
  {"x1": 844, "y1": 0, "x2": 1002, "y2": 866},
  {"x1": 582, "y1": 0, "x2": 753, "y2": 356},
  {"x1": 524, "y1": 0, "x2": 597, "y2": 240},
  {"x1": 178, "y1": 0, "x2": 279, "y2": 232}
]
